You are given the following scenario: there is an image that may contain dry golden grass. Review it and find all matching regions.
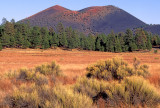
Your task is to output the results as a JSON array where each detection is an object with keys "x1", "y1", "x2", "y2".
[
  {"x1": 0, "y1": 48, "x2": 160, "y2": 79},
  {"x1": 0, "y1": 48, "x2": 160, "y2": 107}
]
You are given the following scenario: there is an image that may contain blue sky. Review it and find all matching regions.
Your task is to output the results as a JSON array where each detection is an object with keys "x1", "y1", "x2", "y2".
[{"x1": 0, "y1": 0, "x2": 159, "y2": 24}]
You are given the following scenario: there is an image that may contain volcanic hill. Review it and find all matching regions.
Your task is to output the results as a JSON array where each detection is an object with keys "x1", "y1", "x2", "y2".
[{"x1": 21, "y1": 5, "x2": 159, "y2": 35}]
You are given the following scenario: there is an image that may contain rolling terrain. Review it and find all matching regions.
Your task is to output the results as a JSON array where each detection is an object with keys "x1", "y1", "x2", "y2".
[{"x1": 21, "y1": 5, "x2": 147, "y2": 34}]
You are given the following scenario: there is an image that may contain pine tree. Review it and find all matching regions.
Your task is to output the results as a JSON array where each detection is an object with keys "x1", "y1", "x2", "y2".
[
  {"x1": 79, "y1": 33, "x2": 86, "y2": 50},
  {"x1": 129, "y1": 42, "x2": 138, "y2": 51},
  {"x1": 115, "y1": 38, "x2": 122, "y2": 52},
  {"x1": 40, "y1": 27, "x2": 49, "y2": 49},
  {"x1": 135, "y1": 28, "x2": 147, "y2": 50},
  {"x1": 118, "y1": 32, "x2": 126, "y2": 52},
  {"x1": 57, "y1": 22, "x2": 65, "y2": 47},
  {"x1": 1, "y1": 17, "x2": 7, "y2": 25},
  {"x1": 4, "y1": 21, "x2": 15, "y2": 36},
  {"x1": 42, "y1": 35, "x2": 49, "y2": 49},
  {"x1": 61, "y1": 31, "x2": 68, "y2": 47},
  {"x1": 14, "y1": 32, "x2": 24, "y2": 48},
  {"x1": 52, "y1": 33, "x2": 59, "y2": 47},
  {"x1": 95, "y1": 36, "x2": 101, "y2": 51},
  {"x1": 106, "y1": 31, "x2": 115, "y2": 52},
  {"x1": 10, "y1": 19, "x2": 15, "y2": 24},
  {"x1": 10, "y1": 36, "x2": 15, "y2": 47},
  {"x1": 1, "y1": 33, "x2": 10, "y2": 48},
  {"x1": 146, "y1": 34, "x2": 152, "y2": 51},
  {"x1": 124, "y1": 29, "x2": 134, "y2": 51},
  {"x1": 31, "y1": 26, "x2": 41, "y2": 48},
  {"x1": 73, "y1": 30, "x2": 80, "y2": 48},
  {"x1": 0, "y1": 41, "x2": 2, "y2": 51},
  {"x1": 88, "y1": 34, "x2": 96, "y2": 51},
  {"x1": 22, "y1": 36, "x2": 30, "y2": 49}
]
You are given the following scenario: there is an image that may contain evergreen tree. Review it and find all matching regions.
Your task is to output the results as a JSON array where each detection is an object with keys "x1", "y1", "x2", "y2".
[
  {"x1": 115, "y1": 37, "x2": 122, "y2": 52},
  {"x1": 146, "y1": 33, "x2": 152, "y2": 51},
  {"x1": 10, "y1": 36, "x2": 15, "y2": 47},
  {"x1": 95, "y1": 36, "x2": 101, "y2": 51},
  {"x1": 4, "y1": 21, "x2": 15, "y2": 36},
  {"x1": 40, "y1": 27, "x2": 49, "y2": 49},
  {"x1": 10, "y1": 19, "x2": 15, "y2": 24},
  {"x1": 1, "y1": 33, "x2": 10, "y2": 47},
  {"x1": 57, "y1": 22, "x2": 65, "y2": 47},
  {"x1": 72, "y1": 30, "x2": 80, "y2": 48},
  {"x1": 52, "y1": 33, "x2": 59, "y2": 47},
  {"x1": 79, "y1": 33, "x2": 86, "y2": 49},
  {"x1": 135, "y1": 28, "x2": 147, "y2": 50},
  {"x1": 0, "y1": 41, "x2": 2, "y2": 51},
  {"x1": 61, "y1": 31, "x2": 68, "y2": 47},
  {"x1": 22, "y1": 36, "x2": 30, "y2": 49},
  {"x1": 31, "y1": 26, "x2": 41, "y2": 48},
  {"x1": 42, "y1": 35, "x2": 49, "y2": 49},
  {"x1": 1, "y1": 17, "x2": 7, "y2": 25},
  {"x1": 106, "y1": 31, "x2": 115, "y2": 52},
  {"x1": 88, "y1": 34, "x2": 96, "y2": 51},
  {"x1": 118, "y1": 32, "x2": 126, "y2": 52},
  {"x1": 129, "y1": 42, "x2": 138, "y2": 51},
  {"x1": 124, "y1": 29, "x2": 134, "y2": 51},
  {"x1": 14, "y1": 32, "x2": 23, "y2": 48}
]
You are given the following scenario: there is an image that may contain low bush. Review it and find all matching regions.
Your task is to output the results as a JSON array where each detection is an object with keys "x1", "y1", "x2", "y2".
[
  {"x1": 16, "y1": 68, "x2": 49, "y2": 86},
  {"x1": 53, "y1": 85, "x2": 93, "y2": 108},
  {"x1": 154, "y1": 49, "x2": 158, "y2": 54},
  {"x1": 73, "y1": 77, "x2": 108, "y2": 98},
  {"x1": 34, "y1": 72, "x2": 49, "y2": 85},
  {"x1": 104, "y1": 76, "x2": 160, "y2": 107},
  {"x1": 6, "y1": 83, "x2": 58, "y2": 108},
  {"x1": 6, "y1": 83, "x2": 40, "y2": 108},
  {"x1": 17, "y1": 68, "x2": 35, "y2": 81},
  {"x1": 35, "y1": 61, "x2": 61, "y2": 76},
  {"x1": 6, "y1": 83, "x2": 93, "y2": 108},
  {"x1": 86, "y1": 57, "x2": 149, "y2": 81}
]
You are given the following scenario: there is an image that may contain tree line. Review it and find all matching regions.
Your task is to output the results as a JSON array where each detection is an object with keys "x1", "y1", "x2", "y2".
[{"x1": 0, "y1": 18, "x2": 160, "y2": 52}]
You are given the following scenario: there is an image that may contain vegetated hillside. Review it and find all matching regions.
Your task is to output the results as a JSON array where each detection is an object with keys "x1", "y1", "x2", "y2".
[
  {"x1": 144, "y1": 25, "x2": 160, "y2": 35},
  {"x1": 20, "y1": 5, "x2": 147, "y2": 34}
]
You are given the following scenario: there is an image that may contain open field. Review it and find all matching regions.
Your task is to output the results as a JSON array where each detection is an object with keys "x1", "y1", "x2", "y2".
[
  {"x1": 0, "y1": 48, "x2": 160, "y2": 107},
  {"x1": 0, "y1": 48, "x2": 160, "y2": 78}
]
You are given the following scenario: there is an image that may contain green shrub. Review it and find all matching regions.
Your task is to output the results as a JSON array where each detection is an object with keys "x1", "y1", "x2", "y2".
[
  {"x1": 35, "y1": 61, "x2": 61, "y2": 76},
  {"x1": 73, "y1": 77, "x2": 108, "y2": 98},
  {"x1": 154, "y1": 49, "x2": 158, "y2": 54},
  {"x1": 53, "y1": 85, "x2": 93, "y2": 108},
  {"x1": 6, "y1": 83, "x2": 40, "y2": 108},
  {"x1": 17, "y1": 68, "x2": 35, "y2": 81},
  {"x1": 6, "y1": 83, "x2": 58, "y2": 108},
  {"x1": 16, "y1": 68, "x2": 49, "y2": 85},
  {"x1": 34, "y1": 72, "x2": 49, "y2": 85},
  {"x1": 6, "y1": 83, "x2": 93, "y2": 108},
  {"x1": 86, "y1": 57, "x2": 149, "y2": 81},
  {"x1": 104, "y1": 76, "x2": 160, "y2": 107}
]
